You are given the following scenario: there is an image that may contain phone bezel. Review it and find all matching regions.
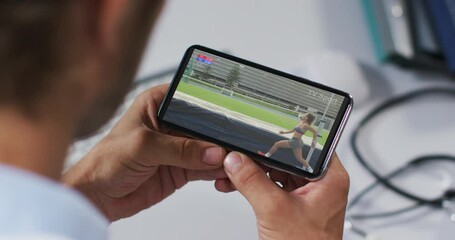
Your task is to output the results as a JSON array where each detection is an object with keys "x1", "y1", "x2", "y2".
[{"x1": 157, "y1": 45, "x2": 353, "y2": 180}]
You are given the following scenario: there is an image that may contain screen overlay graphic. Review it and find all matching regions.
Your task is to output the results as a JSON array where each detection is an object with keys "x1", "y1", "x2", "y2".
[{"x1": 163, "y1": 49, "x2": 346, "y2": 173}]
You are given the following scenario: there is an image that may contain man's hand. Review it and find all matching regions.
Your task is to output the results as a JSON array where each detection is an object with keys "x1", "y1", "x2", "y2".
[
  {"x1": 63, "y1": 84, "x2": 227, "y2": 222},
  {"x1": 216, "y1": 152, "x2": 349, "y2": 240}
]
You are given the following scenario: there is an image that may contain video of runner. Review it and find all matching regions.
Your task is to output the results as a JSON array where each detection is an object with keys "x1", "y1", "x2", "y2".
[{"x1": 161, "y1": 48, "x2": 348, "y2": 175}]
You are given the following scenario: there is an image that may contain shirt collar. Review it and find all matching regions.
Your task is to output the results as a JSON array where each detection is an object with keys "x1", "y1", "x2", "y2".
[{"x1": 0, "y1": 164, "x2": 109, "y2": 240}]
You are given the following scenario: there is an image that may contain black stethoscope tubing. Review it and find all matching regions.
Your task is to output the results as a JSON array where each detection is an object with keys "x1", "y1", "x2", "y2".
[{"x1": 350, "y1": 88, "x2": 455, "y2": 208}]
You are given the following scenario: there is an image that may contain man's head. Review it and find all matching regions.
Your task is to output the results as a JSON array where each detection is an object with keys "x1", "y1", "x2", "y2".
[{"x1": 0, "y1": 0, "x2": 164, "y2": 138}]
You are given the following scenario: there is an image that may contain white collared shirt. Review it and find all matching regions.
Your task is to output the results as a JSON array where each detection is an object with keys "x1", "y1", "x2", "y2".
[{"x1": 0, "y1": 164, "x2": 109, "y2": 240}]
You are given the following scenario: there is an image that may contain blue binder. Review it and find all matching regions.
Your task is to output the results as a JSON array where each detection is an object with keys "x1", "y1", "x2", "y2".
[{"x1": 425, "y1": 0, "x2": 455, "y2": 73}]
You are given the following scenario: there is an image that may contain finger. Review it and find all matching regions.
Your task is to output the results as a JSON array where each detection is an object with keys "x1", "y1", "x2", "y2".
[
  {"x1": 269, "y1": 169, "x2": 289, "y2": 184},
  {"x1": 186, "y1": 167, "x2": 228, "y2": 181},
  {"x1": 223, "y1": 152, "x2": 286, "y2": 213},
  {"x1": 133, "y1": 128, "x2": 227, "y2": 170},
  {"x1": 317, "y1": 153, "x2": 349, "y2": 187},
  {"x1": 293, "y1": 153, "x2": 349, "y2": 197},
  {"x1": 256, "y1": 161, "x2": 272, "y2": 173},
  {"x1": 143, "y1": 84, "x2": 170, "y2": 131},
  {"x1": 158, "y1": 166, "x2": 227, "y2": 191},
  {"x1": 269, "y1": 170, "x2": 296, "y2": 192},
  {"x1": 269, "y1": 169, "x2": 310, "y2": 192},
  {"x1": 320, "y1": 153, "x2": 350, "y2": 194},
  {"x1": 214, "y1": 178, "x2": 236, "y2": 193},
  {"x1": 111, "y1": 84, "x2": 169, "y2": 133}
]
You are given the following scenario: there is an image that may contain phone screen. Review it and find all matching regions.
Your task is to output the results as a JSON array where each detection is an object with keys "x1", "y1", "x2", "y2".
[{"x1": 159, "y1": 46, "x2": 352, "y2": 178}]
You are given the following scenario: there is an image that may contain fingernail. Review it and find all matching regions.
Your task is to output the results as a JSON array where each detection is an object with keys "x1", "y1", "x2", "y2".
[
  {"x1": 203, "y1": 147, "x2": 223, "y2": 166},
  {"x1": 224, "y1": 152, "x2": 242, "y2": 174}
]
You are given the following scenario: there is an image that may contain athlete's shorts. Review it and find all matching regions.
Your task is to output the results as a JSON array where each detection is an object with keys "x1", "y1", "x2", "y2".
[{"x1": 288, "y1": 137, "x2": 304, "y2": 149}]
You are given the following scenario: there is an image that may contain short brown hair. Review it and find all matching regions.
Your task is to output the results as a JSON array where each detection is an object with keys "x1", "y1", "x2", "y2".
[
  {"x1": 0, "y1": 1, "x2": 71, "y2": 110},
  {"x1": 0, "y1": 1, "x2": 164, "y2": 114},
  {"x1": 305, "y1": 113, "x2": 316, "y2": 125}
]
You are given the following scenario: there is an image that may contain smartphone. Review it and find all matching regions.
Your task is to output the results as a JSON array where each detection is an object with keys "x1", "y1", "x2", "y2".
[{"x1": 157, "y1": 45, "x2": 353, "y2": 180}]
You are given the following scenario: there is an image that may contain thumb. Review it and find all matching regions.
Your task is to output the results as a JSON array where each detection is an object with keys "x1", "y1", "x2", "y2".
[{"x1": 224, "y1": 152, "x2": 284, "y2": 212}]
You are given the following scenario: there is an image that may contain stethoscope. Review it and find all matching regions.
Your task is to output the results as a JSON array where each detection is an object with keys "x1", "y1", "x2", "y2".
[{"x1": 346, "y1": 88, "x2": 455, "y2": 239}]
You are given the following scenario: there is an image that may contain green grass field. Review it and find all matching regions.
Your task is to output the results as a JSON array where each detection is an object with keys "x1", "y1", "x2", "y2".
[{"x1": 176, "y1": 81, "x2": 329, "y2": 145}]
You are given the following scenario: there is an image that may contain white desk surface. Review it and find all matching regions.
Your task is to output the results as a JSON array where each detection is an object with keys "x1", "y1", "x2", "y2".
[{"x1": 103, "y1": 1, "x2": 455, "y2": 239}]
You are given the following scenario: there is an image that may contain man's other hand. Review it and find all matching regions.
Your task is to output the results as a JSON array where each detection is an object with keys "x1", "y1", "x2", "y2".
[{"x1": 63, "y1": 84, "x2": 227, "y2": 221}]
